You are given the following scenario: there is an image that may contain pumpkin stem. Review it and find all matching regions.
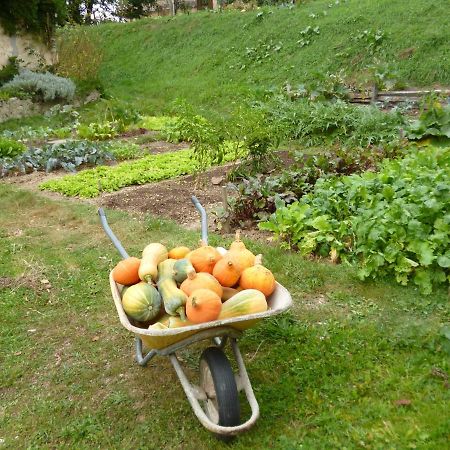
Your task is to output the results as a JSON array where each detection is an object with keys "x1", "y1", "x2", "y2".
[
  {"x1": 191, "y1": 296, "x2": 198, "y2": 308},
  {"x1": 255, "y1": 254, "x2": 263, "y2": 265},
  {"x1": 177, "y1": 307, "x2": 187, "y2": 321},
  {"x1": 235, "y1": 229, "x2": 241, "y2": 242},
  {"x1": 199, "y1": 239, "x2": 207, "y2": 247},
  {"x1": 187, "y1": 270, "x2": 197, "y2": 280},
  {"x1": 227, "y1": 260, "x2": 234, "y2": 267}
]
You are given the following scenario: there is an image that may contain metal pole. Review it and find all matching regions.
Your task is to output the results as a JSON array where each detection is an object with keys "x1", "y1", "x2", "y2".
[
  {"x1": 191, "y1": 196, "x2": 208, "y2": 245},
  {"x1": 98, "y1": 208, "x2": 129, "y2": 259}
]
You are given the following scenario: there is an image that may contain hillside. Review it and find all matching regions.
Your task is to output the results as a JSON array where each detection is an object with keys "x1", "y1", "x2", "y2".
[{"x1": 63, "y1": 0, "x2": 450, "y2": 116}]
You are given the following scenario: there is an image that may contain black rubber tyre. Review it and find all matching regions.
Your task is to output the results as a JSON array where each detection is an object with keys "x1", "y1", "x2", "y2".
[{"x1": 199, "y1": 347, "x2": 241, "y2": 440}]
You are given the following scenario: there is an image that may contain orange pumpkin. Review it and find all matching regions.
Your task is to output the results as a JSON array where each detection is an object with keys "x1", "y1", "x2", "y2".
[
  {"x1": 186, "y1": 289, "x2": 222, "y2": 323},
  {"x1": 229, "y1": 230, "x2": 246, "y2": 252},
  {"x1": 188, "y1": 240, "x2": 222, "y2": 274},
  {"x1": 112, "y1": 257, "x2": 141, "y2": 285},
  {"x1": 228, "y1": 231, "x2": 256, "y2": 270},
  {"x1": 180, "y1": 272, "x2": 223, "y2": 298},
  {"x1": 212, "y1": 254, "x2": 242, "y2": 287},
  {"x1": 239, "y1": 254, "x2": 275, "y2": 296},
  {"x1": 168, "y1": 246, "x2": 191, "y2": 259}
]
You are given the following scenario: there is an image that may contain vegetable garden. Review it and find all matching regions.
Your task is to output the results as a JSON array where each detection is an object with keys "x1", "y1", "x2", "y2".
[{"x1": 1, "y1": 1, "x2": 449, "y2": 448}]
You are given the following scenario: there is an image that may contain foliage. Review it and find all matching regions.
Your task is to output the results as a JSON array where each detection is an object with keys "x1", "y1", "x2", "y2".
[
  {"x1": 0, "y1": 0, "x2": 66, "y2": 43},
  {"x1": 284, "y1": 70, "x2": 350, "y2": 101},
  {"x1": 138, "y1": 115, "x2": 177, "y2": 131},
  {"x1": 263, "y1": 97, "x2": 405, "y2": 147},
  {"x1": 406, "y1": 98, "x2": 450, "y2": 141},
  {"x1": 107, "y1": 141, "x2": 141, "y2": 160},
  {"x1": 220, "y1": 144, "x2": 404, "y2": 226},
  {"x1": 57, "y1": 26, "x2": 104, "y2": 87},
  {"x1": 0, "y1": 141, "x2": 114, "y2": 177},
  {"x1": 161, "y1": 102, "x2": 224, "y2": 170},
  {"x1": 261, "y1": 146, "x2": 450, "y2": 293},
  {"x1": 66, "y1": 0, "x2": 155, "y2": 24},
  {"x1": 40, "y1": 145, "x2": 239, "y2": 197},
  {"x1": 77, "y1": 121, "x2": 120, "y2": 141},
  {"x1": 39, "y1": 149, "x2": 197, "y2": 197},
  {"x1": 224, "y1": 104, "x2": 283, "y2": 177},
  {"x1": 2, "y1": 70, "x2": 76, "y2": 102},
  {"x1": 0, "y1": 57, "x2": 19, "y2": 87},
  {"x1": 1, "y1": 125, "x2": 72, "y2": 142},
  {"x1": 0, "y1": 137, "x2": 27, "y2": 158}
]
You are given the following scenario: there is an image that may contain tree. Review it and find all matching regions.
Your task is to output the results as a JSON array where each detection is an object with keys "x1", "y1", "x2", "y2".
[{"x1": 0, "y1": 0, "x2": 66, "y2": 44}]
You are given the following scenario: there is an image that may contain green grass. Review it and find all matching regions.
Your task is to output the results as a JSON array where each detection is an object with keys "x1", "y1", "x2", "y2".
[
  {"x1": 60, "y1": 0, "x2": 450, "y2": 118},
  {"x1": 0, "y1": 183, "x2": 448, "y2": 449}
]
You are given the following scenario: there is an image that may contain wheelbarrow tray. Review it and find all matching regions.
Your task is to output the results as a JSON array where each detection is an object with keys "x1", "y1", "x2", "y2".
[{"x1": 110, "y1": 271, "x2": 292, "y2": 350}]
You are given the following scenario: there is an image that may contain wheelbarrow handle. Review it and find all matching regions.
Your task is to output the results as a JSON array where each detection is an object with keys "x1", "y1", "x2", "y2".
[
  {"x1": 98, "y1": 208, "x2": 130, "y2": 259},
  {"x1": 191, "y1": 195, "x2": 208, "y2": 245}
]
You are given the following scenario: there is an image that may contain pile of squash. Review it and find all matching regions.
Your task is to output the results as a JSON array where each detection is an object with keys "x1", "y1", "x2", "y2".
[{"x1": 112, "y1": 231, "x2": 276, "y2": 330}]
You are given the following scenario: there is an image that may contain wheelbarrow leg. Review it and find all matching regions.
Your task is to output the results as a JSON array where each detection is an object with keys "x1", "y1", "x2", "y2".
[{"x1": 135, "y1": 336, "x2": 157, "y2": 366}]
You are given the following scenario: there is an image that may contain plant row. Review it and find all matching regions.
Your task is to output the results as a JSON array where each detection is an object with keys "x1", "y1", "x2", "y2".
[
  {"x1": 259, "y1": 146, "x2": 449, "y2": 294},
  {"x1": 0, "y1": 141, "x2": 141, "y2": 177}
]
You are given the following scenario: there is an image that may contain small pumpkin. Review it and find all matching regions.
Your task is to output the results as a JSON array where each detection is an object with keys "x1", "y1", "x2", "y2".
[
  {"x1": 180, "y1": 272, "x2": 223, "y2": 298},
  {"x1": 113, "y1": 256, "x2": 141, "y2": 286},
  {"x1": 173, "y1": 258, "x2": 196, "y2": 284},
  {"x1": 168, "y1": 246, "x2": 191, "y2": 259},
  {"x1": 186, "y1": 289, "x2": 222, "y2": 324},
  {"x1": 239, "y1": 254, "x2": 275, "y2": 296},
  {"x1": 228, "y1": 231, "x2": 256, "y2": 270},
  {"x1": 122, "y1": 282, "x2": 162, "y2": 322},
  {"x1": 188, "y1": 240, "x2": 222, "y2": 274},
  {"x1": 212, "y1": 253, "x2": 242, "y2": 287}
]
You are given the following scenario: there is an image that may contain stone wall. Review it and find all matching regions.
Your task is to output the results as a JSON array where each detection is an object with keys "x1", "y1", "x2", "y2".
[
  {"x1": 0, "y1": 98, "x2": 50, "y2": 123},
  {"x1": 0, "y1": 25, "x2": 55, "y2": 70}
]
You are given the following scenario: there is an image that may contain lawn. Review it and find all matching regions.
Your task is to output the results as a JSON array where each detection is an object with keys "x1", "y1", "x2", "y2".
[{"x1": 1, "y1": 183, "x2": 448, "y2": 449}]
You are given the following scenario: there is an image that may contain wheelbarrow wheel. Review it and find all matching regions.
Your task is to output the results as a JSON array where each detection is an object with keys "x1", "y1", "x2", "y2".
[{"x1": 199, "y1": 346, "x2": 241, "y2": 440}]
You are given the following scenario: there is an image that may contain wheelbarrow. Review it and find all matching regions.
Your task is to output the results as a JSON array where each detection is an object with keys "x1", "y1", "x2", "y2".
[{"x1": 98, "y1": 196, "x2": 292, "y2": 439}]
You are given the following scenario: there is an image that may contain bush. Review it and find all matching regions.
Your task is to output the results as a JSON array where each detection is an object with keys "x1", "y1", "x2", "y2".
[
  {"x1": 0, "y1": 136, "x2": 26, "y2": 158},
  {"x1": 2, "y1": 69, "x2": 76, "y2": 102},
  {"x1": 0, "y1": 57, "x2": 19, "y2": 87},
  {"x1": 260, "y1": 146, "x2": 450, "y2": 294}
]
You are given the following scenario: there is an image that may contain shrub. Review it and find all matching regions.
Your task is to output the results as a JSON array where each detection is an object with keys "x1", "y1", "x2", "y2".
[
  {"x1": 0, "y1": 57, "x2": 19, "y2": 87},
  {"x1": 2, "y1": 69, "x2": 76, "y2": 102},
  {"x1": 260, "y1": 146, "x2": 450, "y2": 294},
  {"x1": 0, "y1": 137, "x2": 26, "y2": 158},
  {"x1": 77, "y1": 121, "x2": 119, "y2": 140},
  {"x1": 57, "y1": 27, "x2": 104, "y2": 87}
]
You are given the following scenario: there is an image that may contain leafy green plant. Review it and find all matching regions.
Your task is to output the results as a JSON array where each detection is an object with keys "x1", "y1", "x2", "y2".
[
  {"x1": 220, "y1": 144, "x2": 404, "y2": 226},
  {"x1": 1, "y1": 125, "x2": 72, "y2": 142},
  {"x1": 261, "y1": 146, "x2": 450, "y2": 294},
  {"x1": 297, "y1": 25, "x2": 320, "y2": 48},
  {"x1": 406, "y1": 98, "x2": 450, "y2": 140},
  {"x1": 138, "y1": 115, "x2": 177, "y2": 131},
  {"x1": 0, "y1": 137, "x2": 26, "y2": 158},
  {"x1": 107, "y1": 142, "x2": 141, "y2": 160},
  {"x1": 0, "y1": 141, "x2": 114, "y2": 176},
  {"x1": 161, "y1": 101, "x2": 224, "y2": 170},
  {"x1": 77, "y1": 121, "x2": 119, "y2": 140}
]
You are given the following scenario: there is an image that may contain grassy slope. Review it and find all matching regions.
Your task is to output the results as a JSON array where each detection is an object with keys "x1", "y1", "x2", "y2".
[
  {"x1": 81, "y1": 0, "x2": 450, "y2": 116},
  {"x1": 1, "y1": 184, "x2": 448, "y2": 449}
]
